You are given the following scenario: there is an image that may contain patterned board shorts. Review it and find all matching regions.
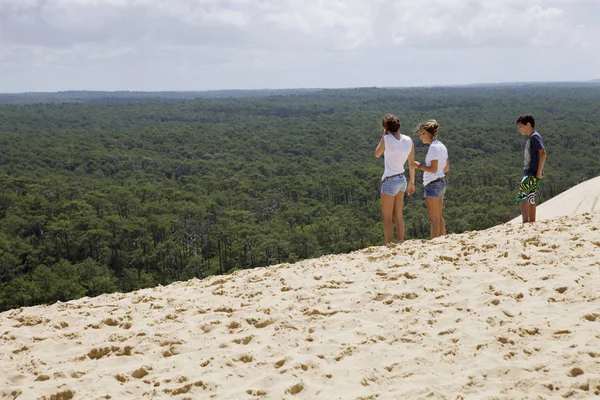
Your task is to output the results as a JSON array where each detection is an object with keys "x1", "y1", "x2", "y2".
[{"x1": 516, "y1": 176, "x2": 541, "y2": 205}]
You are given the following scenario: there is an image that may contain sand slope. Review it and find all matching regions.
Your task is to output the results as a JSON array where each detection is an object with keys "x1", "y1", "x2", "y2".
[{"x1": 1, "y1": 212, "x2": 600, "y2": 399}]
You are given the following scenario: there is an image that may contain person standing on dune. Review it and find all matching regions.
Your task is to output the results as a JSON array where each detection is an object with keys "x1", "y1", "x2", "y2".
[
  {"x1": 515, "y1": 114, "x2": 547, "y2": 223},
  {"x1": 413, "y1": 119, "x2": 449, "y2": 239},
  {"x1": 375, "y1": 114, "x2": 416, "y2": 245}
]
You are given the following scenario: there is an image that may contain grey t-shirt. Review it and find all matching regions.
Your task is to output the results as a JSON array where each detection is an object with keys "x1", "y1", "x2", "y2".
[{"x1": 523, "y1": 131, "x2": 545, "y2": 176}]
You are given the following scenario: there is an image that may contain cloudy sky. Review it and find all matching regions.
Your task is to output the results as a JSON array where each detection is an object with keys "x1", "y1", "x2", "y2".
[{"x1": 1, "y1": 0, "x2": 599, "y2": 92}]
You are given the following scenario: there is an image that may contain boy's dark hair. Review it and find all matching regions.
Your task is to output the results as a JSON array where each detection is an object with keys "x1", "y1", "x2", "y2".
[
  {"x1": 382, "y1": 114, "x2": 400, "y2": 133},
  {"x1": 516, "y1": 114, "x2": 535, "y2": 129}
]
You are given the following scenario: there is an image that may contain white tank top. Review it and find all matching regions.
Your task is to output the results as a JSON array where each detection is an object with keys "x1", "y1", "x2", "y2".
[{"x1": 382, "y1": 134, "x2": 413, "y2": 181}]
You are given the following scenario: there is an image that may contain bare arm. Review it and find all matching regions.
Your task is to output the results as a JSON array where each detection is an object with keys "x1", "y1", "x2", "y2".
[
  {"x1": 407, "y1": 143, "x2": 415, "y2": 195},
  {"x1": 536, "y1": 148, "x2": 547, "y2": 179},
  {"x1": 443, "y1": 158, "x2": 450, "y2": 173},
  {"x1": 415, "y1": 159, "x2": 439, "y2": 173},
  {"x1": 408, "y1": 143, "x2": 415, "y2": 185},
  {"x1": 375, "y1": 136, "x2": 385, "y2": 158}
]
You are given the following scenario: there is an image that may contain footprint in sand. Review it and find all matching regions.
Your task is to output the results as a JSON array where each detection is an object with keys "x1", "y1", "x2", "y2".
[{"x1": 286, "y1": 383, "x2": 304, "y2": 395}]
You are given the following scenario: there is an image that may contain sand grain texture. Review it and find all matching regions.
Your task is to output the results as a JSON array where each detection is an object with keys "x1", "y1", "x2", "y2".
[{"x1": 2, "y1": 212, "x2": 600, "y2": 399}]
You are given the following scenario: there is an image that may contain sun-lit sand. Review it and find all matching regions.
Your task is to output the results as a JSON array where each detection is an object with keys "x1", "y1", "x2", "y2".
[{"x1": 2, "y1": 195, "x2": 600, "y2": 398}]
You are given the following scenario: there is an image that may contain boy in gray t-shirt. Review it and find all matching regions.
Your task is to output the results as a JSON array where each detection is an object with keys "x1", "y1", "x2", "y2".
[{"x1": 515, "y1": 114, "x2": 547, "y2": 223}]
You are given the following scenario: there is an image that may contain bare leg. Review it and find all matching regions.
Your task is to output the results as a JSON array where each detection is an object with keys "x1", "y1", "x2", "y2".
[
  {"x1": 529, "y1": 203, "x2": 536, "y2": 223},
  {"x1": 439, "y1": 197, "x2": 446, "y2": 236},
  {"x1": 425, "y1": 198, "x2": 442, "y2": 239},
  {"x1": 519, "y1": 201, "x2": 530, "y2": 223},
  {"x1": 393, "y1": 192, "x2": 405, "y2": 242},
  {"x1": 381, "y1": 194, "x2": 396, "y2": 244}
]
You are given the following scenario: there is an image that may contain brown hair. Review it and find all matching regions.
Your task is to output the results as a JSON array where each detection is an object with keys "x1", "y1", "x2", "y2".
[
  {"x1": 516, "y1": 114, "x2": 535, "y2": 129},
  {"x1": 381, "y1": 114, "x2": 400, "y2": 133},
  {"x1": 416, "y1": 119, "x2": 439, "y2": 140}
]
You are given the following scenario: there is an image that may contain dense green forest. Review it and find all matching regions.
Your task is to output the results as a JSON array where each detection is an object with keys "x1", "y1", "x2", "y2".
[{"x1": 1, "y1": 85, "x2": 599, "y2": 311}]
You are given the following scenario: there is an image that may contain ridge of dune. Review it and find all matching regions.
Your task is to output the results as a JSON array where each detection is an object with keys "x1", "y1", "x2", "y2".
[
  {"x1": 509, "y1": 175, "x2": 600, "y2": 224},
  {"x1": 1, "y1": 212, "x2": 600, "y2": 399}
]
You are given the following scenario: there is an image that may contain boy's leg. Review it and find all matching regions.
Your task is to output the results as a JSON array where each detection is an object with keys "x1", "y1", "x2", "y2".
[
  {"x1": 527, "y1": 177, "x2": 540, "y2": 222},
  {"x1": 529, "y1": 204, "x2": 537, "y2": 222},
  {"x1": 520, "y1": 201, "x2": 530, "y2": 223},
  {"x1": 516, "y1": 176, "x2": 538, "y2": 223}
]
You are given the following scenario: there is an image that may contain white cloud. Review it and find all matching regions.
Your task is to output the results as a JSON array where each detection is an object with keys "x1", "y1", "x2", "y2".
[
  {"x1": 1, "y1": 0, "x2": 596, "y2": 49},
  {"x1": 0, "y1": 0, "x2": 598, "y2": 91}
]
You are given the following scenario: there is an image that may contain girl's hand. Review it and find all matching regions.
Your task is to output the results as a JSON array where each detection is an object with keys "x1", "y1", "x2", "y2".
[
  {"x1": 407, "y1": 182, "x2": 415, "y2": 196},
  {"x1": 413, "y1": 161, "x2": 421, "y2": 170}
]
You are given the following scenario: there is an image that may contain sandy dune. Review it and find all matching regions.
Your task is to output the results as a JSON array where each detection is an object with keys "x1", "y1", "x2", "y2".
[
  {"x1": 509, "y1": 175, "x2": 600, "y2": 224},
  {"x1": 1, "y1": 212, "x2": 600, "y2": 399}
]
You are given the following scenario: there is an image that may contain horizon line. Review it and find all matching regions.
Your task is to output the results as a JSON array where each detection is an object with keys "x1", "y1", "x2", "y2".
[{"x1": 2, "y1": 79, "x2": 600, "y2": 95}]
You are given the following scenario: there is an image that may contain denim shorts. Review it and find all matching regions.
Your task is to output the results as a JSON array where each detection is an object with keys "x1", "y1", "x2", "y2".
[
  {"x1": 381, "y1": 174, "x2": 407, "y2": 196},
  {"x1": 424, "y1": 178, "x2": 446, "y2": 199}
]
